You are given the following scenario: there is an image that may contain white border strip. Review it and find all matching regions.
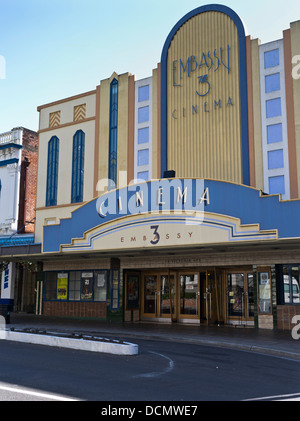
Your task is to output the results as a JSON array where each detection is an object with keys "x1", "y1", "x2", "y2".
[{"x1": 2, "y1": 331, "x2": 138, "y2": 356}]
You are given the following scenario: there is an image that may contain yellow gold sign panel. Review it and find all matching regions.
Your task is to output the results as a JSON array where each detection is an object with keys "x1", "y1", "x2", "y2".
[
  {"x1": 161, "y1": 5, "x2": 249, "y2": 186},
  {"x1": 60, "y1": 212, "x2": 277, "y2": 253}
]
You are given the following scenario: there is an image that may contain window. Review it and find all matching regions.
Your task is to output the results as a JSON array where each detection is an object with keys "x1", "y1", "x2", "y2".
[
  {"x1": 138, "y1": 149, "x2": 149, "y2": 166},
  {"x1": 269, "y1": 175, "x2": 285, "y2": 195},
  {"x1": 45, "y1": 272, "x2": 58, "y2": 300},
  {"x1": 264, "y1": 49, "x2": 279, "y2": 69},
  {"x1": 265, "y1": 73, "x2": 280, "y2": 93},
  {"x1": 138, "y1": 106, "x2": 149, "y2": 123},
  {"x1": 138, "y1": 127, "x2": 149, "y2": 144},
  {"x1": 266, "y1": 98, "x2": 282, "y2": 118},
  {"x1": 138, "y1": 85, "x2": 149, "y2": 102},
  {"x1": 109, "y1": 79, "x2": 118, "y2": 190},
  {"x1": 137, "y1": 171, "x2": 149, "y2": 181},
  {"x1": 267, "y1": 123, "x2": 283, "y2": 144},
  {"x1": 94, "y1": 271, "x2": 108, "y2": 302},
  {"x1": 81, "y1": 272, "x2": 93, "y2": 301},
  {"x1": 71, "y1": 130, "x2": 85, "y2": 203},
  {"x1": 45, "y1": 270, "x2": 108, "y2": 302},
  {"x1": 282, "y1": 265, "x2": 300, "y2": 304},
  {"x1": 46, "y1": 136, "x2": 59, "y2": 207},
  {"x1": 258, "y1": 272, "x2": 272, "y2": 314},
  {"x1": 69, "y1": 271, "x2": 81, "y2": 301},
  {"x1": 268, "y1": 149, "x2": 284, "y2": 170}
]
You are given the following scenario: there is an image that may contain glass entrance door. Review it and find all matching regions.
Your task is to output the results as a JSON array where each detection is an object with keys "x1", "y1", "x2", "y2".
[
  {"x1": 178, "y1": 272, "x2": 200, "y2": 321},
  {"x1": 142, "y1": 273, "x2": 176, "y2": 319},
  {"x1": 143, "y1": 274, "x2": 157, "y2": 317},
  {"x1": 159, "y1": 274, "x2": 176, "y2": 319},
  {"x1": 227, "y1": 272, "x2": 254, "y2": 324}
]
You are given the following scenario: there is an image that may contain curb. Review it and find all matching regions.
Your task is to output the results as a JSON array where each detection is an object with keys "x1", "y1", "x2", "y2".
[{"x1": 1, "y1": 330, "x2": 139, "y2": 356}]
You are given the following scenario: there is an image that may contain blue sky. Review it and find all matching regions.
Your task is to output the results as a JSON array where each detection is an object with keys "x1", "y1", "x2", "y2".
[{"x1": 0, "y1": 0, "x2": 300, "y2": 133}]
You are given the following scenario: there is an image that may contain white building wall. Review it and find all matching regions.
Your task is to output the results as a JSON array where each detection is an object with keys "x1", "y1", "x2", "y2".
[
  {"x1": 0, "y1": 128, "x2": 23, "y2": 235},
  {"x1": 134, "y1": 77, "x2": 153, "y2": 183},
  {"x1": 259, "y1": 40, "x2": 290, "y2": 200}
]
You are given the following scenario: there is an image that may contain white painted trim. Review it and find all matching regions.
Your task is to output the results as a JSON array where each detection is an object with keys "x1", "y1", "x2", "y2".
[
  {"x1": 259, "y1": 40, "x2": 290, "y2": 200},
  {"x1": 134, "y1": 77, "x2": 152, "y2": 183},
  {"x1": 1, "y1": 330, "x2": 139, "y2": 355}
]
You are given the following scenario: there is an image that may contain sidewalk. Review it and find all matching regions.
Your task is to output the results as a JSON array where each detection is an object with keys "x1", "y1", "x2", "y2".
[{"x1": 6, "y1": 313, "x2": 300, "y2": 361}]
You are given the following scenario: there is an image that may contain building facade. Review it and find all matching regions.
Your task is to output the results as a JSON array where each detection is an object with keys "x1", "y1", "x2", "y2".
[
  {"x1": 0, "y1": 127, "x2": 39, "y2": 313},
  {"x1": 11, "y1": 5, "x2": 300, "y2": 330}
]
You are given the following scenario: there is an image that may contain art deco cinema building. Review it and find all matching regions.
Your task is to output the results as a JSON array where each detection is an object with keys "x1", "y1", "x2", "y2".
[{"x1": 7, "y1": 5, "x2": 300, "y2": 331}]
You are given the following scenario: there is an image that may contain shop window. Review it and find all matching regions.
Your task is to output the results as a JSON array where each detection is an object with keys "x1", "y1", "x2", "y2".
[
  {"x1": 138, "y1": 149, "x2": 149, "y2": 166},
  {"x1": 45, "y1": 270, "x2": 108, "y2": 302},
  {"x1": 108, "y1": 78, "x2": 118, "y2": 190},
  {"x1": 138, "y1": 127, "x2": 149, "y2": 144},
  {"x1": 71, "y1": 130, "x2": 85, "y2": 203},
  {"x1": 110, "y1": 270, "x2": 120, "y2": 310},
  {"x1": 266, "y1": 98, "x2": 282, "y2": 118},
  {"x1": 94, "y1": 271, "x2": 108, "y2": 302},
  {"x1": 282, "y1": 265, "x2": 300, "y2": 305},
  {"x1": 265, "y1": 73, "x2": 280, "y2": 93},
  {"x1": 267, "y1": 123, "x2": 283, "y2": 144},
  {"x1": 69, "y1": 271, "x2": 81, "y2": 301},
  {"x1": 44, "y1": 272, "x2": 57, "y2": 300},
  {"x1": 258, "y1": 272, "x2": 272, "y2": 314},
  {"x1": 268, "y1": 149, "x2": 284, "y2": 170},
  {"x1": 57, "y1": 273, "x2": 68, "y2": 300},
  {"x1": 264, "y1": 49, "x2": 279, "y2": 69},
  {"x1": 269, "y1": 175, "x2": 285, "y2": 195},
  {"x1": 138, "y1": 85, "x2": 150, "y2": 102},
  {"x1": 46, "y1": 136, "x2": 59, "y2": 207},
  {"x1": 138, "y1": 106, "x2": 149, "y2": 123}
]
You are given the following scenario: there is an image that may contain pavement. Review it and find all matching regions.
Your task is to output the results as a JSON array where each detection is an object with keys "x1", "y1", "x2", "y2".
[{"x1": 4, "y1": 313, "x2": 300, "y2": 361}]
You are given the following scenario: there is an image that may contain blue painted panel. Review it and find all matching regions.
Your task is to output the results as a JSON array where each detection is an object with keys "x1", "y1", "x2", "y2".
[
  {"x1": 138, "y1": 149, "x2": 149, "y2": 166},
  {"x1": 137, "y1": 171, "x2": 149, "y2": 181},
  {"x1": 43, "y1": 179, "x2": 300, "y2": 253},
  {"x1": 138, "y1": 106, "x2": 149, "y2": 123},
  {"x1": 266, "y1": 98, "x2": 281, "y2": 118},
  {"x1": 138, "y1": 85, "x2": 149, "y2": 102},
  {"x1": 0, "y1": 158, "x2": 19, "y2": 167},
  {"x1": 264, "y1": 49, "x2": 279, "y2": 69},
  {"x1": 269, "y1": 176, "x2": 285, "y2": 195},
  {"x1": 265, "y1": 73, "x2": 280, "y2": 93},
  {"x1": 268, "y1": 149, "x2": 284, "y2": 170},
  {"x1": 138, "y1": 127, "x2": 149, "y2": 144},
  {"x1": 267, "y1": 123, "x2": 283, "y2": 144}
]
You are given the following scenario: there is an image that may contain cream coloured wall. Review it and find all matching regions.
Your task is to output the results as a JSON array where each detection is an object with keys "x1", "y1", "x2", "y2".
[
  {"x1": 97, "y1": 72, "x2": 130, "y2": 195},
  {"x1": 36, "y1": 93, "x2": 97, "y2": 243},
  {"x1": 36, "y1": 120, "x2": 95, "y2": 208},
  {"x1": 35, "y1": 205, "x2": 80, "y2": 244},
  {"x1": 290, "y1": 21, "x2": 300, "y2": 197},
  {"x1": 38, "y1": 92, "x2": 96, "y2": 131}
]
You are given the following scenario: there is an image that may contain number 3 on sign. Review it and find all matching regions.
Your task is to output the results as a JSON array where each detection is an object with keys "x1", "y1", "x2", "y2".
[{"x1": 150, "y1": 225, "x2": 160, "y2": 245}]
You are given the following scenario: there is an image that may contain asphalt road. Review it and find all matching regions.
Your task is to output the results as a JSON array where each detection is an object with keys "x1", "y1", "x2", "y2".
[{"x1": 0, "y1": 337, "x2": 299, "y2": 402}]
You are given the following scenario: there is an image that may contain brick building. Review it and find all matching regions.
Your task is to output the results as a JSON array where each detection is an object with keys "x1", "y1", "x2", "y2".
[{"x1": 0, "y1": 127, "x2": 39, "y2": 313}]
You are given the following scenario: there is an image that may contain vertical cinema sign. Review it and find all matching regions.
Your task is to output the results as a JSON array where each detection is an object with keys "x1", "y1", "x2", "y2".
[{"x1": 161, "y1": 5, "x2": 250, "y2": 186}]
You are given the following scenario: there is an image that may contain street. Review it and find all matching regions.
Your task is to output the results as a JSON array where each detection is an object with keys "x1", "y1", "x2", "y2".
[{"x1": 0, "y1": 336, "x2": 299, "y2": 402}]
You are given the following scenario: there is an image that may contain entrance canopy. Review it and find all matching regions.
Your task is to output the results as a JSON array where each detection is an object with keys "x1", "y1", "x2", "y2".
[{"x1": 42, "y1": 179, "x2": 300, "y2": 254}]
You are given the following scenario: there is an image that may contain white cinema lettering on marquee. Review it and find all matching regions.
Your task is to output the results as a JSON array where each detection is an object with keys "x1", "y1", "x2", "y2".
[{"x1": 97, "y1": 182, "x2": 210, "y2": 218}]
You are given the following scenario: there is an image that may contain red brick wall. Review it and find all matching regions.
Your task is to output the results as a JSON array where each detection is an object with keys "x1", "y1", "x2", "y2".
[
  {"x1": 18, "y1": 128, "x2": 38, "y2": 233},
  {"x1": 277, "y1": 305, "x2": 300, "y2": 331},
  {"x1": 43, "y1": 301, "x2": 107, "y2": 319}
]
